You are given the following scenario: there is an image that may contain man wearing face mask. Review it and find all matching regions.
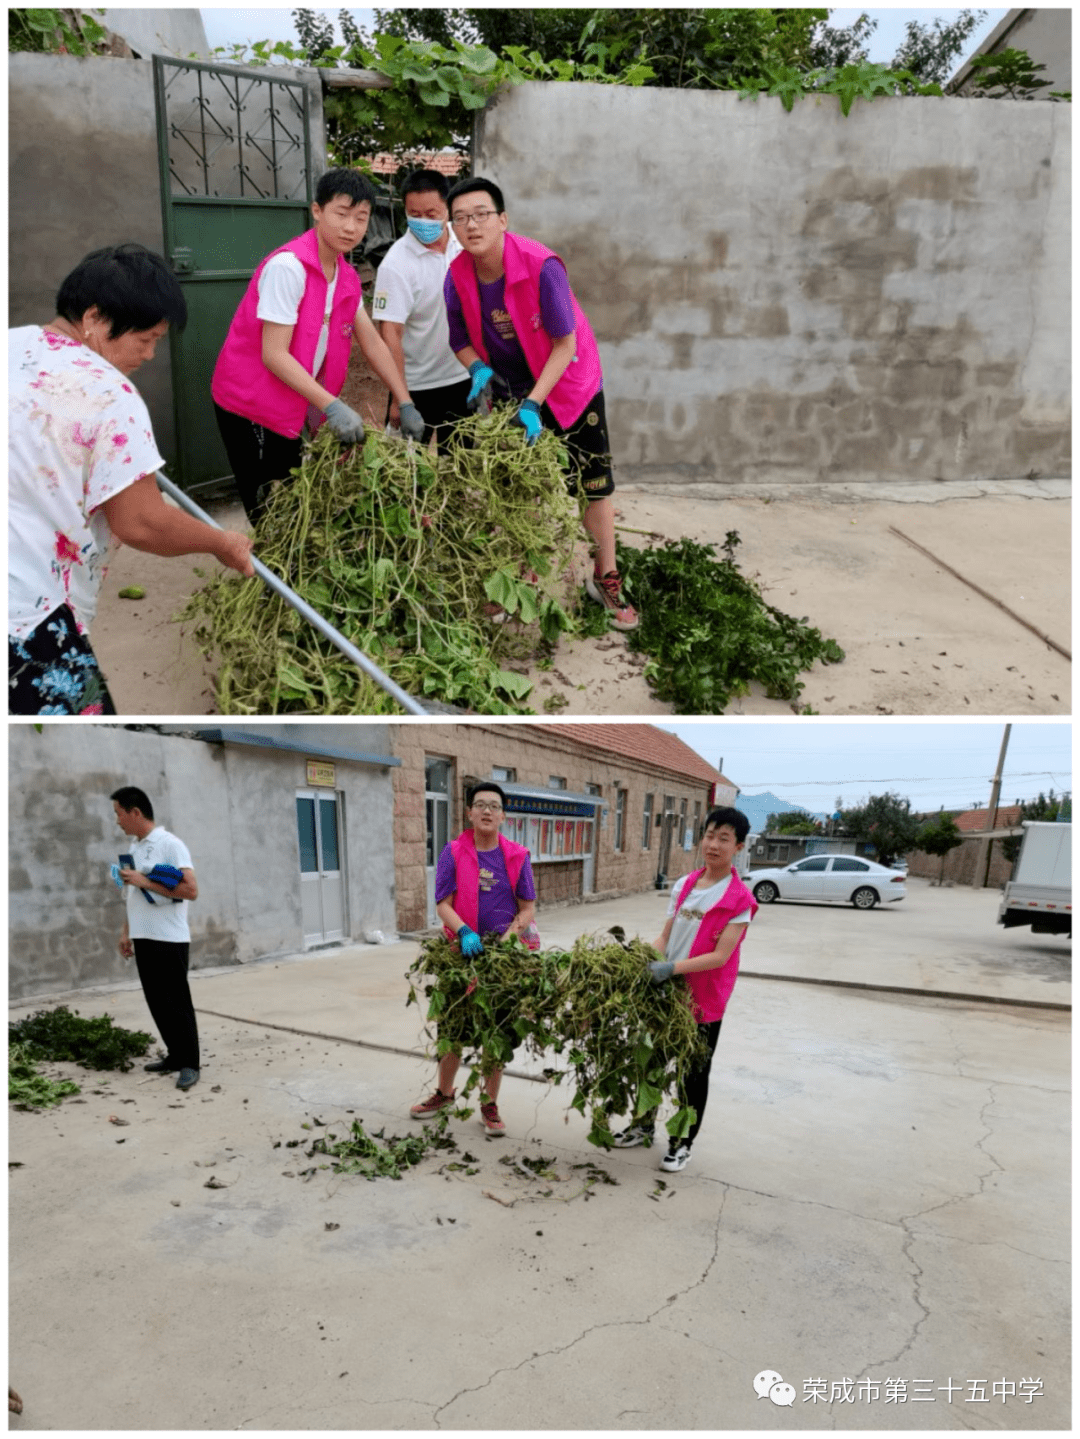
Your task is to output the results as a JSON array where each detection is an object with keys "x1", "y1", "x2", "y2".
[{"x1": 373, "y1": 170, "x2": 471, "y2": 446}]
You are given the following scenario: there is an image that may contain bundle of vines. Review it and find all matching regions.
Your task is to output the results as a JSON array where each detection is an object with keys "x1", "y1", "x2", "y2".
[
  {"x1": 184, "y1": 411, "x2": 583, "y2": 715},
  {"x1": 407, "y1": 932, "x2": 709, "y2": 1148}
]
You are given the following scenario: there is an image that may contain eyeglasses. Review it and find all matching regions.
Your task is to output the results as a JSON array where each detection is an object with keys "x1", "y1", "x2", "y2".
[
  {"x1": 471, "y1": 801, "x2": 504, "y2": 813},
  {"x1": 450, "y1": 209, "x2": 498, "y2": 229}
]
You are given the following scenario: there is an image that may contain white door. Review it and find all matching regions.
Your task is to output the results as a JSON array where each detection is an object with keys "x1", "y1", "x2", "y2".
[
  {"x1": 425, "y1": 758, "x2": 452, "y2": 928},
  {"x1": 296, "y1": 791, "x2": 345, "y2": 946},
  {"x1": 782, "y1": 855, "x2": 829, "y2": 900}
]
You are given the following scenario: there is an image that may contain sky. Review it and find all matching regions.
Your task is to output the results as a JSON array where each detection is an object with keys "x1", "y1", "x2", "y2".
[
  {"x1": 198, "y1": 8, "x2": 1010, "y2": 72},
  {"x1": 660, "y1": 721, "x2": 1072, "y2": 816}
]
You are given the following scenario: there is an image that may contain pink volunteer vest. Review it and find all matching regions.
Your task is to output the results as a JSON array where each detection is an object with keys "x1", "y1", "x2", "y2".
[
  {"x1": 442, "y1": 830, "x2": 531, "y2": 942},
  {"x1": 672, "y1": 868, "x2": 758, "y2": 1023},
  {"x1": 448, "y1": 231, "x2": 602, "y2": 428},
  {"x1": 211, "y1": 227, "x2": 361, "y2": 439}
]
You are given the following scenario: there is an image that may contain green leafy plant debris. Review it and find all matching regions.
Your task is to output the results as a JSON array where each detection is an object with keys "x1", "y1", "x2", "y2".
[
  {"x1": 9, "y1": 1006, "x2": 152, "y2": 1072},
  {"x1": 407, "y1": 930, "x2": 707, "y2": 1148},
  {"x1": 615, "y1": 531, "x2": 844, "y2": 712},
  {"x1": 8, "y1": 1043, "x2": 81, "y2": 1110},
  {"x1": 185, "y1": 410, "x2": 584, "y2": 715},
  {"x1": 300, "y1": 1109, "x2": 460, "y2": 1181}
]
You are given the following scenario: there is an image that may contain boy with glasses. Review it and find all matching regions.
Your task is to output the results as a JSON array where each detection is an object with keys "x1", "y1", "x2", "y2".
[
  {"x1": 410, "y1": 781, "x2": 537, "y2": 1134},
  {"x1": 442, "y1": 177, "x2": 638, "y2": 631}
]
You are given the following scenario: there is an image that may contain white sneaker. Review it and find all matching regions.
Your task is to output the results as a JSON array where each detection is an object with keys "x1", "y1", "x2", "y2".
[
  {"x1": 661, "y1": 1143, "x2": 692, "y2": 1173},
  {"x1": 612, "y1": 1122, "x2": 656, "y2": 1149}
]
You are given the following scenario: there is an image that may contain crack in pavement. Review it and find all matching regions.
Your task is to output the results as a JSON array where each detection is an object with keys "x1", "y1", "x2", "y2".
[{"x1": 431, "y1": 1184, "x2": 730, "y2": 1427}]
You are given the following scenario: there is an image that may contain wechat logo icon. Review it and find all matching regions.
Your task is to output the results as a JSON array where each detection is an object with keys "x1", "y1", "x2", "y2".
[{"x1": 754, "y1": 1369, "x2": 796, "y2": 1407}]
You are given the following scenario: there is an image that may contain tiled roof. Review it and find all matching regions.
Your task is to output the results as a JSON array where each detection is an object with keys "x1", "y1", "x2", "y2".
[
  {"x1": 951, "y1": 804, "x2": 1024, "y2": 833},
  {"x1": 369, "y1": 151, "x2": 466, "y2": 176},
  {"x1": 531, "y1": 724, "x2": 725, "y2": 787}
]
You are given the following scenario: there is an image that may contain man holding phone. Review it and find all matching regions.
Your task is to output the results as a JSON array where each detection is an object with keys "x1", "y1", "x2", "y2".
[{"x1": 110, "y1": 786, "x2": 201, "y2": 1091}]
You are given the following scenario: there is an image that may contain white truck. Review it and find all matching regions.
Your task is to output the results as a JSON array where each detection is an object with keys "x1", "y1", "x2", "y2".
[{"x1": 998, "y1": 821, "x2": 1071, "y2": 937}]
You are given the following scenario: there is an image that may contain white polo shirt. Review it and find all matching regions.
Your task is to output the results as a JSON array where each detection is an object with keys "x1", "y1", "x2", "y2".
[
  {"x1": 373, "y1": 228, "x2": 464, "y2": 390},
  {"x1": 124, "y1": 826, "x2": 193, "y2": 943}
]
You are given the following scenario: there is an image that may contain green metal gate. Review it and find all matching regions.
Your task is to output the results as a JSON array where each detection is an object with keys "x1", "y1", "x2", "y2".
[{"x1": 153, "y1": 56, "x2": 315, "y2": 493}]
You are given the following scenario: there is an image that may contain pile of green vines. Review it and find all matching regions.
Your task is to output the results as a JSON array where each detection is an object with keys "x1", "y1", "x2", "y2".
[
  {"x1": 9, "y1": 1043, "x2": 81, "y2": 1110},
  {"x1": 184, "y1": 410, "x2": 583, "y2": 715},
  {"x1": 615, "y1": 531, "x2": 845, "y2": 712},
  {"x1": 407, "y1": 931, "x2": 708, "y2": 1148},
  {"x1": 9, "y1": 1006, "x2": 152, "y2": 1072}
]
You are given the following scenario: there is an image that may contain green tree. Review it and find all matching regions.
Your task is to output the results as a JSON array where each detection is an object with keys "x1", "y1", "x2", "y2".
[
  {"x1": 838, "y1": 792, "x2": 922, "y2": 869},
  {"x1": 1001, "y1": 790, "x2": 1072, "y2": 864},
  {"x1": 964, "y1": 47, "x2": 1070, "y2": 101},
  {"x1": 766, "y1": 810, "x2": 820, "y2": 836},
  {"x1": 890, "y1": 9, "x2": 985, "y2": 85},
  {"x1": 916, "y1": 812, "x2": 963, "y2": 885},
  {"x1": 9, "y1": 7, "x2": 108, "y2": 55}
]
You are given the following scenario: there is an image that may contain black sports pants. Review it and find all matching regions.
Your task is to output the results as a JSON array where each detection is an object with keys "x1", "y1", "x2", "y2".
[{"x1": 133, "y1": 939, "x2": 200, "y2": 1070}]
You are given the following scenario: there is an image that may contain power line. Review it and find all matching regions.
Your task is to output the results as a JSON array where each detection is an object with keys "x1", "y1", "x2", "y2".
[{"x1": 737, "y1": 770, "x2": 1069, "y2": 789}]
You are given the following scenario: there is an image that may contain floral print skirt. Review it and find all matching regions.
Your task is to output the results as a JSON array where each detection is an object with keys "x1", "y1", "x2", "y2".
[{"x1": 8, "y1": 606, "x2": 116, "y2": 715}]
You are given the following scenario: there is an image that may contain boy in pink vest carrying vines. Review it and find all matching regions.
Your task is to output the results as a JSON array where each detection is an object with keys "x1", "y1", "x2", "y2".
[
  {"x1": 614, "y1": 807, "x2": 757, "y2": 1173},
  {"x1": 411, "y1": 781, "x2": 537, "y2": 1135},
  {"x1": 442, "y1": 177, "x2": 639, "y2": 632},
  {"x1": 212, "y1": 168, "x2": 427, "y2": 523}
]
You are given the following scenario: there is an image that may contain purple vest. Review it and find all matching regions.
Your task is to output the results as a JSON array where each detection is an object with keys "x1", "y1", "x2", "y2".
[
  {"x1": 211, "y1": 228, "x2": 361, "y2": 439},
  {"x1": 447, "y1": 232, "x2": 602, "y2": 428}
]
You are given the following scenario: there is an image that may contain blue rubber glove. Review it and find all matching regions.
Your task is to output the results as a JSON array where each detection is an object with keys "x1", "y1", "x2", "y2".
[
  {"x1": 647, "y1": 958, "x2": 676, "y2": 985},
  {"x1": 399, "y1": 402, "x2": 425, "y2": 442},
  {"x1": 513, "y1": 398, "x2": 543, "y2": 445},
  {"x1": 110, "y1": 864, "x2": 124, "y2": 891},
  {"x1": 466, "y1": 361, "x2": 495, "y2": 411},
  {"x1": 323, "y1": 398, "x2": 365, "y2": 444},
  {"x1": 456, "y1": 924, "x2": 484, "y2": 958}
]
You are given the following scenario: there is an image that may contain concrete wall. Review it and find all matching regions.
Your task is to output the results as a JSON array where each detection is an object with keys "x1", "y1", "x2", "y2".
[
  {"x1": 8, "y1": 53, "x2": 326, "y2": 467},
  {"x1": 951, "y1": 9, "x2": 1071, "y2": 96},
  {"x1": 99, "y1": 9, "x2": 210, "y2": 60},
  {"x1": 8, "y1": 726, "x2": 397, "y2": 1002},
  {"x1": 391, "y1": 724, "x2": 716, "y2": 932},
  {"x1": 475, "y1": 84, "x2": 1070, "y2": 491}
]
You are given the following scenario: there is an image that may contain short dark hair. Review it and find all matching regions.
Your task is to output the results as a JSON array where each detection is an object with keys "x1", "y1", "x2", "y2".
[
  {"x1": 703, "y1": 806, "x2": 750, "y2": 843},
  {"x1": 110, "y1": 786, "x2": 154, "y2": 821},
  {"x1": 55, "y1": 244, "x2": 187, "y2": 338},
  {"x1": 401, "y1": 169, "x2": 450, "y2": 203},
  {"x1": 315, "y1": 167, "x2": 376, "y2": 209},
  {"x1": 468, "y1": 781, "x2": 507, "y2": 809},
  {"x1": 447, "y1": 176, "x2": 505, "y2": 217}
]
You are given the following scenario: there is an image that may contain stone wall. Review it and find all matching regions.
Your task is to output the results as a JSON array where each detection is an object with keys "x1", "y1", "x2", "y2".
[{"x1": 474, "y1": 85, "x2": 1070, "y2": 492}]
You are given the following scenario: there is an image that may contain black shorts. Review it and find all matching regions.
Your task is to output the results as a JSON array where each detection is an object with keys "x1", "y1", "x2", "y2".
[{"x1": 541, "y1": 389, "x2": 615, "y2": 500}]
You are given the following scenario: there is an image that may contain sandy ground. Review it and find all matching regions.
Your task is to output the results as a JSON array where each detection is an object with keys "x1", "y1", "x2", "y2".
[{"x1": 90, "y1": 361, "x2": 1070, "y2": 717}]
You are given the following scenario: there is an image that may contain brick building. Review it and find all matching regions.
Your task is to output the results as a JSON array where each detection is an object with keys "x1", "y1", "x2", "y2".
[
  {"x1": 906, "y1": 806, "x2": 1024, "y2": 888},
  {"x1": 391, "y1": 724, "x2": 735, "y2": 932}
]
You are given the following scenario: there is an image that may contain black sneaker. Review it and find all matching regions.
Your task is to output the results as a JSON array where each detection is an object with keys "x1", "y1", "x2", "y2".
[
  {"x1": 612, "y1": 1123, "x2": 656, "y2": 1148},
  {"x1": 661, "y1": 1142, "x2": 692, "y2": 1173},
  {"x1": 144, "y1": 1057, "x2": 177, "y2": 1073},
  {"x1": 175, "y1": 1068, "x2": 200, "y2": 1091}
]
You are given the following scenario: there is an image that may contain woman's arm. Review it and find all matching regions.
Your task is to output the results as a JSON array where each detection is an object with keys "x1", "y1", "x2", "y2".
[
  {"x1": 652, "y1": 916, "x2": 675, "y2": 954},
  {"x1": 671, "y1": 922, "x2": 747, "y2": 976},
  {"x1": 503, "y1": 898, "x2": 536, "y2": 939},
  {"x1": 435, "y1": 897, "x2": 467, "y2": 934},
  {"x1": 379, "y1": 320, "x2": 408, "y2": 425},
  {"x1": 261, "y1": 321, "x2": 337, "y2": 411},
  {"x1": 103, "y1": 476, "x2": 253, "y2": 575}
]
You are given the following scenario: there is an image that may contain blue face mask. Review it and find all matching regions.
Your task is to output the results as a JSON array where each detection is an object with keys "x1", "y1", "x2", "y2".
[{"x1": 407, "y1": 216, "x2": 445, "y2": 245}]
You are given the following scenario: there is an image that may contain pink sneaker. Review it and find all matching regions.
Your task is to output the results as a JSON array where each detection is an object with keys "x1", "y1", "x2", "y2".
[
  {"x1": 585, "y1": 570, "x2": 639, "y2": 631},
  {"x1": 480, "y1": 1100, "x2": 506, "y2": 1135},
  {"x1": 410, "y1": 1088, "x2": 455, "y2": 1119}
]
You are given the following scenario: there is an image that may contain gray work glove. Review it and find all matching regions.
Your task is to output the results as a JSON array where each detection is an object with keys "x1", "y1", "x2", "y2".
[
  {"x1": 399, "y1": 403, "x2": 425, "y2": 442},
  {"x1": 647, "y1": 959, "x2": 676, "y2": 985},
  {"x1": 323, "y1": 398, "x2": 366, "y2": 444}
]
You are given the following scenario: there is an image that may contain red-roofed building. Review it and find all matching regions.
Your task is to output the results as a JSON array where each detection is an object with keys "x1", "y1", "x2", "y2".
[
  {"x1": 907, "y1": 805, "x2": 1025, "y2": 887},
  {"x1": 390, "y1": 723, "x2": 738, "y2": 931}
]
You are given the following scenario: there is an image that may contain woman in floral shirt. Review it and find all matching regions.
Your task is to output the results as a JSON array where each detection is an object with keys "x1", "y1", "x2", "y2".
[{"x1": 9, "y1": 243, "x2": 254, "y2": 714}]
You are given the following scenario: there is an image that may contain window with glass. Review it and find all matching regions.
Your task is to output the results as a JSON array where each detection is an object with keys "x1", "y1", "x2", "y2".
[
  {"x1": 642, "y1": 793, "x2": 654, "y2": 849},
  {"x1": 615, "y1": 790, "x2": 627, "y2": 852},
  {"x1": 492, "y1": 766, "x2": 516, "y2": 782},
  {"x1": 548, "y1": 776, "x2": 567, "y2": 790}
]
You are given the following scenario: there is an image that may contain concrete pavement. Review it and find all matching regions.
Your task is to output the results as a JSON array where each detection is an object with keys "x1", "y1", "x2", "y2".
[{"x1": 9, "y1": 879, "x2": 1070, "y2": 1429}]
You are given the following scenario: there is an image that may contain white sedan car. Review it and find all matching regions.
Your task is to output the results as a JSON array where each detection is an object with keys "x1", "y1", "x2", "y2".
[{"x1": 749, "y1": 855, "x2": 906, "y2": 909}]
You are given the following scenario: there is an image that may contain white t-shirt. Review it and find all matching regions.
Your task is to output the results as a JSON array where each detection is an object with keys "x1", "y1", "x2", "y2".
[
  {"x1": 373, "y1": 229, "x2": 465, "y2": 389},
  {"x1": 8, "y1": 327, "x2": 165, "y2": 640},
  {"x1": 666, "y1": 871, "x2": 752, "y2": 965},
  {"x1": 257, "y1": 252, "x2": 339, "y2": 380},
  {"x1": 124, "y1": 826, "x2": 194, "y2": 943}
]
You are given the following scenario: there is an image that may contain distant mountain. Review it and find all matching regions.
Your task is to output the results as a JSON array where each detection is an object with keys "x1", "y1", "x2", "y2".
[{"x1": 736, "y1": 792, "x2": 828, "y2": 833}]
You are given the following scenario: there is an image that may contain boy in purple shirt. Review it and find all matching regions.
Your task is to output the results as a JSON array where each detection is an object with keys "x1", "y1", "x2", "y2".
[{"x1": 411, "y1": 782, "x2": 537, "y2": 1135}]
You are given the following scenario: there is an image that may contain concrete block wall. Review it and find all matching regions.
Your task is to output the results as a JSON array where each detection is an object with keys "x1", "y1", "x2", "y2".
[
  {"x1": 475, "y1": 85, "x2": 1070, "y2": 491},
  {"x1": 392, "y1": 724, "x2": 714, "y2": 932}
]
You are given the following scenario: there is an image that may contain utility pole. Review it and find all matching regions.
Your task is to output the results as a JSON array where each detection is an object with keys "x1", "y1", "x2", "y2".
[{"x1": 977, "y1": 723, "x2": 1011, "y2": 889}]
